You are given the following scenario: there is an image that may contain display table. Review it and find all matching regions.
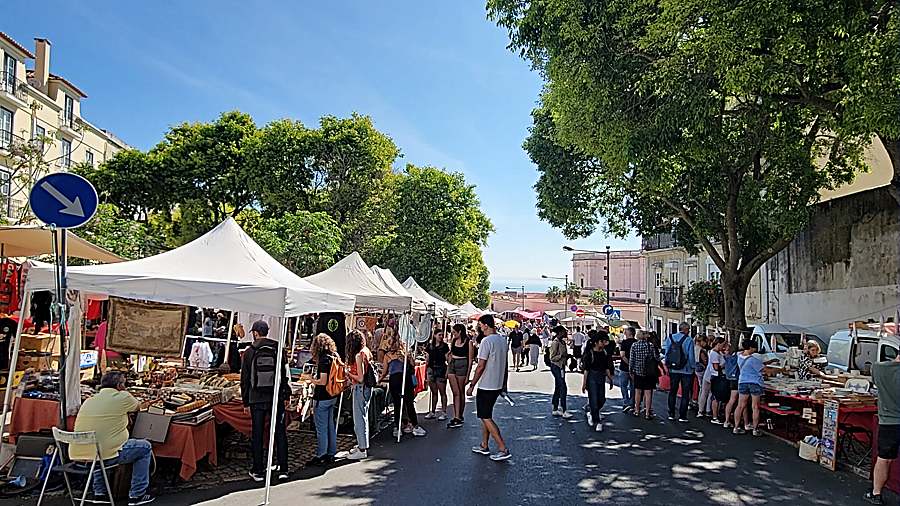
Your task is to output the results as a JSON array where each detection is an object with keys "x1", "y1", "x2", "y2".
[
  {"x1": 7, "y1": 397, "x2": 74, "y2": 442},
  {"x1": 213, "y1": 400, "x2": 252, "y2": 437},
  {"x1": 152, "y1": 420, "x2": 217, "y2": 481}
]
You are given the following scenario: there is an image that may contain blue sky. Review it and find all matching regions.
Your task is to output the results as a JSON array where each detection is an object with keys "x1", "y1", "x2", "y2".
[{"x1": 7, "y1": 1, "x2": 639, "y2": 288}]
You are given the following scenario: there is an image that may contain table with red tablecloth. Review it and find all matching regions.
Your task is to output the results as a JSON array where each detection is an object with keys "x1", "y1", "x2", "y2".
[
  {"x1": 153, "y1": 420, "x2": 217, "y2": 481},
  {"x1": 212, "y1": 400, "x2": 252, "y2": 437},
  {"x1": 7, "y1": 397, "x2": 74, "y2": 442}
]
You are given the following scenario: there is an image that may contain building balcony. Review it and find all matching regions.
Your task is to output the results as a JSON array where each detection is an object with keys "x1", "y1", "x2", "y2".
[
  {"x1": 0, "y1": 72, "x2": 28, "y2": 107},
  {"x1": 57, "y1": 112, "x2": 81, "y2": 137},
  {"x1": 0, "y1": 131, "x2": 29, "y2": 153},
  {"x1": 642, "y1": 232, "x2": 678, "y2": 251},
  {"x1": 659, "y1": 286, "x2": 684, "y2": 309}
]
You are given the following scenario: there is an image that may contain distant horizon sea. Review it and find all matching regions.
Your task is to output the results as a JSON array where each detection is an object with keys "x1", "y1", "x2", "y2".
[{"x1": 489, "y1": 278, "x2": 555, "y2": 293}]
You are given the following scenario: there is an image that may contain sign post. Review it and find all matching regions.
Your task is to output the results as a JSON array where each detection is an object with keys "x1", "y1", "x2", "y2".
[{"x1": 29, "y1": 173, "x2": 98, "y2": 428}]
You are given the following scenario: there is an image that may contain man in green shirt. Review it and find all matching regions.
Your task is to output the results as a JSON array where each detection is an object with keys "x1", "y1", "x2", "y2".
[
  {"x1": 866, "y1": 354, "x2": 900, "y2": 505},
  {"x1": 71, "y1": 371, "x2": 155, "y2": 506}
]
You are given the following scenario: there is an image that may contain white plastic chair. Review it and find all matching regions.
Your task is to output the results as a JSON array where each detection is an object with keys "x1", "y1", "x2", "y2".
[{"x1": 37, "y1": 427, "x2": 118, "y2": 506}]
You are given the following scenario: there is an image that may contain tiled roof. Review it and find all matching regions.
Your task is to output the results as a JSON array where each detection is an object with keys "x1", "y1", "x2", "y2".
[
  {"x1": 48, "y1": 72, "x2": 87, "y2": 98},
  {"x1": 0, "y1": 32, "x2": 35, "y2": 59}
]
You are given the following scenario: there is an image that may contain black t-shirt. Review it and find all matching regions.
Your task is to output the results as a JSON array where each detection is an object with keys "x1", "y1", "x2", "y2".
[
  {"x1": 619, "y1": 338, "x2": 636, "y2": 372},
  {"x1": 525, "y1": 332, "x2": 541, "y2": 346},
  {"x1": 604, "y1": 342, "x2": 618, "y2": 364},
  {"x1": 314, "y1": 354, "x2": 336, "y2": 401},
  {"x1": 510, "y1": 331, "x2": 524, "y2": 348},
  {"x1": 427, "y1": 343, "x2": 449, "y2": 370},
  {"x1": 583, "y1": 348, "x2": 612, "y2": 373}
]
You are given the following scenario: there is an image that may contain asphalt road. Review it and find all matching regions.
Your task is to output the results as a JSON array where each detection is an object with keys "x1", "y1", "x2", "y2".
[{"x1": 25, "y1": 363, "x2": 873, "y2": 506}]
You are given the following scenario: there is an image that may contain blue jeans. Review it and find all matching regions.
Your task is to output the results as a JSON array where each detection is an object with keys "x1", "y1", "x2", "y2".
[
  {"x1": 586, "y1": 370, "x2": 607, "y2": 426},
  {"x1": 92, "y1": 439, "x2": 151, "y2": 498},
  {"x1": 668, "y1": 372, "x2": 695, "y2": 419},
  {"x1": 314, "y1": 397, "x2": 338, "y2": 457},
  {"x1": 352, "y1": 384, "x2": 372, "y2": 450},
  {"x1": 617, "y1": 370, "x2": 634, "y2": 408},
  {"x1": 550, "y1": 364, "x2": 567, "y2": 411}
]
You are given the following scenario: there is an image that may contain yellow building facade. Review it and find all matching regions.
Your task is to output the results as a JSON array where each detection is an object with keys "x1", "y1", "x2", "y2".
[{"x1": 0, "y1": 32, "x2": 128, "y2": 221}]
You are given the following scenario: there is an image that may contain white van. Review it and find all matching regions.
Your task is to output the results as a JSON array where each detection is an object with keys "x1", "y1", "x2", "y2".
[
  {"x1": 749, "y1": 324, "x2": 826, "y2": 354},
  {"x1": 826, "y1": 329, "x2": 900, "y2": 373}
]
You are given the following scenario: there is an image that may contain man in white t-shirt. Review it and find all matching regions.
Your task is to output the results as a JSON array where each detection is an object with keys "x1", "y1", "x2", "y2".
[
  {"x1": 571, "y1": 328, "x2": 586, "y2": 371},
  {"x1": 467, "y1": 314, "x2": 511, "y2": 462}
]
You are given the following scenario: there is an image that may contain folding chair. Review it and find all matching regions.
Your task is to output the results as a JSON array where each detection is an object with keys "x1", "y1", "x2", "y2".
[{"x1": 37, "y1": 427, "x2": 118, "y2": 506}]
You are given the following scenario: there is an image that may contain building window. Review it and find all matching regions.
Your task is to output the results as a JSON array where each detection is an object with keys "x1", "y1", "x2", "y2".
[
  {"x1": 2, "y1": 55, "x2": 15, "y2": 94},
  {"x1": 64, "y1": 94, "x2": 75, "y2": 127},
  {"x1": 670, "y1": 270, "x2": 678, "y2": 286},
  {"x1": 34, "y1": 124, "x2": 46, "y2": 152},
  {"x1": 61, "y1": 138, "x2": 72, "y2": 168},
  {"x1": 708, "y1": 264, "x2": 721, "y2": 282},
  {"x1": 85, "y1": 150, "x2": 94, "y2": 167},
  {"x1": 580, "y1": 277, "x2": 584, "y2": 288},
  {"x1": 655, "y1": 272, "x2": 662, "y2": 287},
  {"x1": 0, "y1": 107, "x2": 12, "y2": 149},
  {"x1": 0, "y1": 168, "x2": 10, "y2": 198}
]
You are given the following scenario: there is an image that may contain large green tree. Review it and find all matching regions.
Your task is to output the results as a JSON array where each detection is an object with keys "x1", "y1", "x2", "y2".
[
  {"x1": 488, "y1": 0, "x2": 889, "y2": 335},
  {"x1": 385, "y1": 165, "x2": 493, "y2": 306},
  {"x1": 240, "y1": 210, "x2": 343, "y2": 276}
]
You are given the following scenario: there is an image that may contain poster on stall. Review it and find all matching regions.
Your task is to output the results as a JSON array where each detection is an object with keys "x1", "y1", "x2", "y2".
[
  {"x1": 107, "y1": 297, "x2": 190, "y2": 356},
  {"x1": 354, "y1": 316, "x2": 377, "y2": 333},
  {"x1": 819, "y1": 400, "x2": 839, "y2": 471}
]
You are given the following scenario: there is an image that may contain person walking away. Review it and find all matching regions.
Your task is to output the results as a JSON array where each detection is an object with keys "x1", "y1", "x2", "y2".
[
  {"x1": 343, "y1": 330, "x2": 373, "y2": 460},
  {"x1": 509, "y1": 328, "x2": 525, "y2": 371},
  {"x1": 618, "y1": 327, "x2": 637, "y2": 412},
  {"x1": 447, "y1": 324, "x2": 474, "y2": 428},
  {"x1": 309, "y1": 333, "x2": 342, "y2": 466},
  {"x1": 629, "y1": 330, "x2": 661, "y2": 420},
  {"x1": 664, "y1": 322, "x2": 696, "y2": 422},
  {"x1": 865, "y1": 353, "x2": 900, "y2": 504},
  {"x1": 582, "y1": 333, "x2": 616, "y2": 431},
  {"x1": 526, "y1": 329, "x2": 542, "y2": 371},
  {"x1": 548, "y1": 326, "x2": 571, "y2": 418},
  {"x1": 71, "y1": 371, "x2": 155, "y2": 505},
  {"x1": 425, "y1": 330, "x2": 450, "y2": 421},
  {"x1": 467, "y1": 314, "x2": 511, "y2": 461},
  {"x1": 701, "y1": 338, "x2": 726, "y2": 423},
  {"x1": 241, "y1": 321, "x2": 290, "y2": 481},
  {"x1": 732, "y1": 339, "x2": 771, "y2": 436},
  {"x1": 379, "y1": 334, "x2": 427, "y2": 438},
  {"x1": 570, "y1": 327, "x2": 586, "y2": 372},
  {"x1": 722, "y1": 343, "x2": 741, "y2": 429},
  {"x1": 693, "y1": 335, "x2": 709, "y2": 415}
]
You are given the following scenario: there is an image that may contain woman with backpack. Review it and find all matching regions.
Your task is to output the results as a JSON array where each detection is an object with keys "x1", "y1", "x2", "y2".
[
  {"x1": 548, "y1": 325, "x2": 571, "y2": 418},
  {"x1": 309, "y1": 333, "x2": 341, "y2": 466},
  {"x1": 629, "y1": 330, "x2": 662, "y2": 420},
  {"x1": 582, "y1": 333, "x2": 616, "y2": 431},
  {"x1": 379, "y1": 334, "x2": 427, "y2": 439},
  {"x1": 345, "y1": 330, "x2": 374, "y2": 460},
  {"x1": 425, "y1": 330, "x2": 450, "y2": 421}
]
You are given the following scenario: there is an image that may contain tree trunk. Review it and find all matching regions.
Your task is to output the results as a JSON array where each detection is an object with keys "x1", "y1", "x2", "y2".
[
  {"x1": 879, "y1": 135, "x2": 900, "y2": 205},
  {"x1": 721, "y1": 275, "x2": 750, "y2": 347}
]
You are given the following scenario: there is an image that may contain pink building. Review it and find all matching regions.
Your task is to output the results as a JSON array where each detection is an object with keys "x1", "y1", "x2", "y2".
[{"x1": 572, "y1": 250, "x2": 646, "y2": 302}]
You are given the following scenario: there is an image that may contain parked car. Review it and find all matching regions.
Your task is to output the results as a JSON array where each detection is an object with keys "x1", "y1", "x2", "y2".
[
  {"x1": 749, "y1": 324, "x2": 826, "y2": 354},
  {"x1": 826, "y1": 329, "x2": 900, "y2": 373}
]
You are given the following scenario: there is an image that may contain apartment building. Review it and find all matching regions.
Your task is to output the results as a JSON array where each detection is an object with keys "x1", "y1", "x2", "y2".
[
  {"x1": 571, "y1": 249, "x2": 646, "y2": 302},
  {"x1": 0, "y1": 32, "x2": 128, "y2": 221}
]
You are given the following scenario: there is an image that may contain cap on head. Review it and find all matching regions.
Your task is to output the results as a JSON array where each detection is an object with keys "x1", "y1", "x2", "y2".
[{"x1": 251, "y1": 320, "x2": 269, "y2": 336}]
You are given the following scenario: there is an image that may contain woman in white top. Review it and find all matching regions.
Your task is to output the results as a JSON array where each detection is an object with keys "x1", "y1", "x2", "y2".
[{"x1": 699, "y1": 338, "x2": 726, "y2": 422}]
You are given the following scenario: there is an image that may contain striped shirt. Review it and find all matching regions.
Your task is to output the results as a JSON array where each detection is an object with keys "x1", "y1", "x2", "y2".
[{"x1": 629, "y1": 340, "x2": 659, "y2": 377}]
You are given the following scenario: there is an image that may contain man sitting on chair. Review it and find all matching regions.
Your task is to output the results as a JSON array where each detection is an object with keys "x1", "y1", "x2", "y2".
[{"x1": 70, "y1": 371, "x2": 155, "y2": 506}]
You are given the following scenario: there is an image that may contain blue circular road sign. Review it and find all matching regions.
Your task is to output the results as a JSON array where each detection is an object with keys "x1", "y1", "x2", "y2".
[
  {"x1": 29, "y1": 173, "x2": 98, "y2": 228},
  {"x1": 602, "y1": 304, "x2": 614, "y2": 316}
]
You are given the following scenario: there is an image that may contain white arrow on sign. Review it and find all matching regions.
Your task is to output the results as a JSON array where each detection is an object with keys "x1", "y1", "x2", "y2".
[{"x1": 40, "y1": 181, "x2": 85, "y2": 217}]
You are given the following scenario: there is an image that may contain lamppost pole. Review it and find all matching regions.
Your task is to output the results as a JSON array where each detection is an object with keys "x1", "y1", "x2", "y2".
[{"x1": 606, "y1": 245, "x2": 611, "y2": 300}]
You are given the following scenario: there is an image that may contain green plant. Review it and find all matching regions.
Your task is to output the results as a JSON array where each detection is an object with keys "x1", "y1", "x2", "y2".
[{"x1": 684, "y1": 280, "x2": 723, "y2": 325}]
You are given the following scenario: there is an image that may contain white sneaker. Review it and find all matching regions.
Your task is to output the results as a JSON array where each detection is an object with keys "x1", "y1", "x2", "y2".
[
  {"x1": 561, "y1": 411, "x2": 573, "y2": 419},
  {"x1": 586, "y1": 412, "x2": 594, "y2": 426},
  {"x1": 552, "y1": 410, "x2": 562, "y2": 417},
  {"x1": 595, "y1": 423, "x2": 604, "y2": 432},
  {"x1": 392, "y1": 428, "x2": 399, "y2": 438},
  {"x1": 437, "y1": 412, "x2": 448, "y2": 421},
  {"x1": 424, "y1": 412, "x2": 436, "y2": 420},
  {"x1": 347, "y1": 448, "x2": 368, "y2": 460},
  {"x1": 412, "y1": 426, "x2": 427, "y2": 437}
]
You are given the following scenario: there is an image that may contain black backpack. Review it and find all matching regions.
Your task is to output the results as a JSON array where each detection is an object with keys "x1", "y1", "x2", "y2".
[
  {"x1": 252, "y1": 343, "x2": 277, "y2": 389},
  {"x1": 362, "y1": 356, "x2": 377, "y2": 388},
  {"x1": 665, "y1": 335, "x2": 688, "y2": 370}
]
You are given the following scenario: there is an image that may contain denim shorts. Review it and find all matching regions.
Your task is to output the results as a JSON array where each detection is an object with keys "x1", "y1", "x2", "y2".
[{"x1": 738, "y1": 383, "x2": 764, "y2": 396}]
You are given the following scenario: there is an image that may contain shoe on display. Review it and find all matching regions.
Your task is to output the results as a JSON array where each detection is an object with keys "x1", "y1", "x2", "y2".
[
  {"x1": 490, "y1": 450, "x2": 512, "y2": 461},
  {"x1": 347, "y1": 448, "x2": 368, "y2": 460},
  {"x1": 561, "y1": 411, "x2": 573, "y2": 419},
  {"x1": 128, "y1": 495, "x2": 155, "y2": 506},
  {"x1": 472, "y1": 445, "x2": 491, "y2": 455},
  {"x1": 412, "y1": 426, "x2": 427, "y2": 437}
]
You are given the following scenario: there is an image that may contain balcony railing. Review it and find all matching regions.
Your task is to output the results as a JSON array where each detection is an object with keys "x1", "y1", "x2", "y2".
[
  {"x1": 0, "y1": 131, "x2": 28, "y2": 152},
  {"x1": 659, "y1": 286, "x2": 684, "y2": 309},
  {"x1": 0, "y1": 72, "x2": 28, "y2": 102}
]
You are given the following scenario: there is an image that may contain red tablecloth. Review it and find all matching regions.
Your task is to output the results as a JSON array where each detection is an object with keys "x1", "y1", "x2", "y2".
[
  {"x1": 414, "y1": 364, "x2": 427, "y2": 394},
  {"x1": 657, "y1": 371, "x2": 700, "y2": 399},
  {"x1": 212, "y1": 401, "x2": 252, "y2": 437},
  {"x1": 152, "y1": 420, "x2": 217, "y2": 481},
  {"x1": 7, "y1": 397, "x2": 74, "y2": 442}
]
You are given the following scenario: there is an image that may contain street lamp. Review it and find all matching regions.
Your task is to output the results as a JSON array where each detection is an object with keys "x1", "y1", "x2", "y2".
[
  {"x1": 563, "y1": 245, "x2": 612, "y2": 301},
  {"x1": 505, "y1": 285, "x2": 525, "y2": 311},
  {"x1": 541, "y1": 274, "x2": 569, "y2": 304}
]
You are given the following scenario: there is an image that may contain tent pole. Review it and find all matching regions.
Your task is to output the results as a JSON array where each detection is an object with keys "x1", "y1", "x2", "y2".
[
  {"x1": 397, "y1": 315, "x2": 409, "y2": 443},
  {"x1": 262, "y1": 317, "x2": 289, "y2": 505},
  {"x1": 223, "y1": 311, "x2": 237, "y2": 364},
  {"x1": 290, "y1": 317, "x2": 301, "y2": 366},
  {"x1": 0, "y1": 285, "x2": 30, "y2": 435}
]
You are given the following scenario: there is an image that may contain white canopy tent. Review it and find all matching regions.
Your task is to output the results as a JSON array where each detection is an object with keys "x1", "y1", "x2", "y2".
[
  {"x1": 304, "y1": 252, "x2": 412, "y2": 311},
  {"x1": 427, "y1": 290, "x2": 462, "y2": 317},
  {"x1": 370, "y1": 266, "x2": 425, "y2": 312},
  {"x1": 17, "y1": 218, "x2": 356, "y2": 504},
  {"x1": 402, "y1": 277, "x2": 456, "y2": 315},
  {"x1": 457, "y1": 301, "x2": 481, "y2": 317},
  {"x1": 0, "y1": 225, "x2": 124, "y2": 263}
]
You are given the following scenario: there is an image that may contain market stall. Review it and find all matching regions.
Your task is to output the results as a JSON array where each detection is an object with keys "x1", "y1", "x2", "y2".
[{"x1": 14, "y1": 218, "x2": 357, "y2": 499}]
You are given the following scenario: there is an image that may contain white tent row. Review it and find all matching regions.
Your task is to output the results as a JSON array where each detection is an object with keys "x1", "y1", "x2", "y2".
[
  {"x1": 11, "y1": 218, "x2": 357, "y2": 504},
  {"x1": 457, "y1": 301, "x2": 481, "y2": 318},
  {"x1": 402, "y1": 277, "x2": 457, "y2": 315},
  {"x1": 371, "y1": 265, "x2": 426, "y2": 312},
  {"x1": 304, "y1": 252, "x2": 412, "y2": 311}
]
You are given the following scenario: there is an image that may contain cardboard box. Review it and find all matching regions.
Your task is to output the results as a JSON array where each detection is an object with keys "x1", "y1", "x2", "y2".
[{"x1": 19, "y1": 335, "x2": 60, "y2": 354}]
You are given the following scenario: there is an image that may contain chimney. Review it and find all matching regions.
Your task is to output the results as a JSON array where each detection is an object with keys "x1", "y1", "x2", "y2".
[{"x1": 34, "y1": 38, "x2": 51, "y2": 93}]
